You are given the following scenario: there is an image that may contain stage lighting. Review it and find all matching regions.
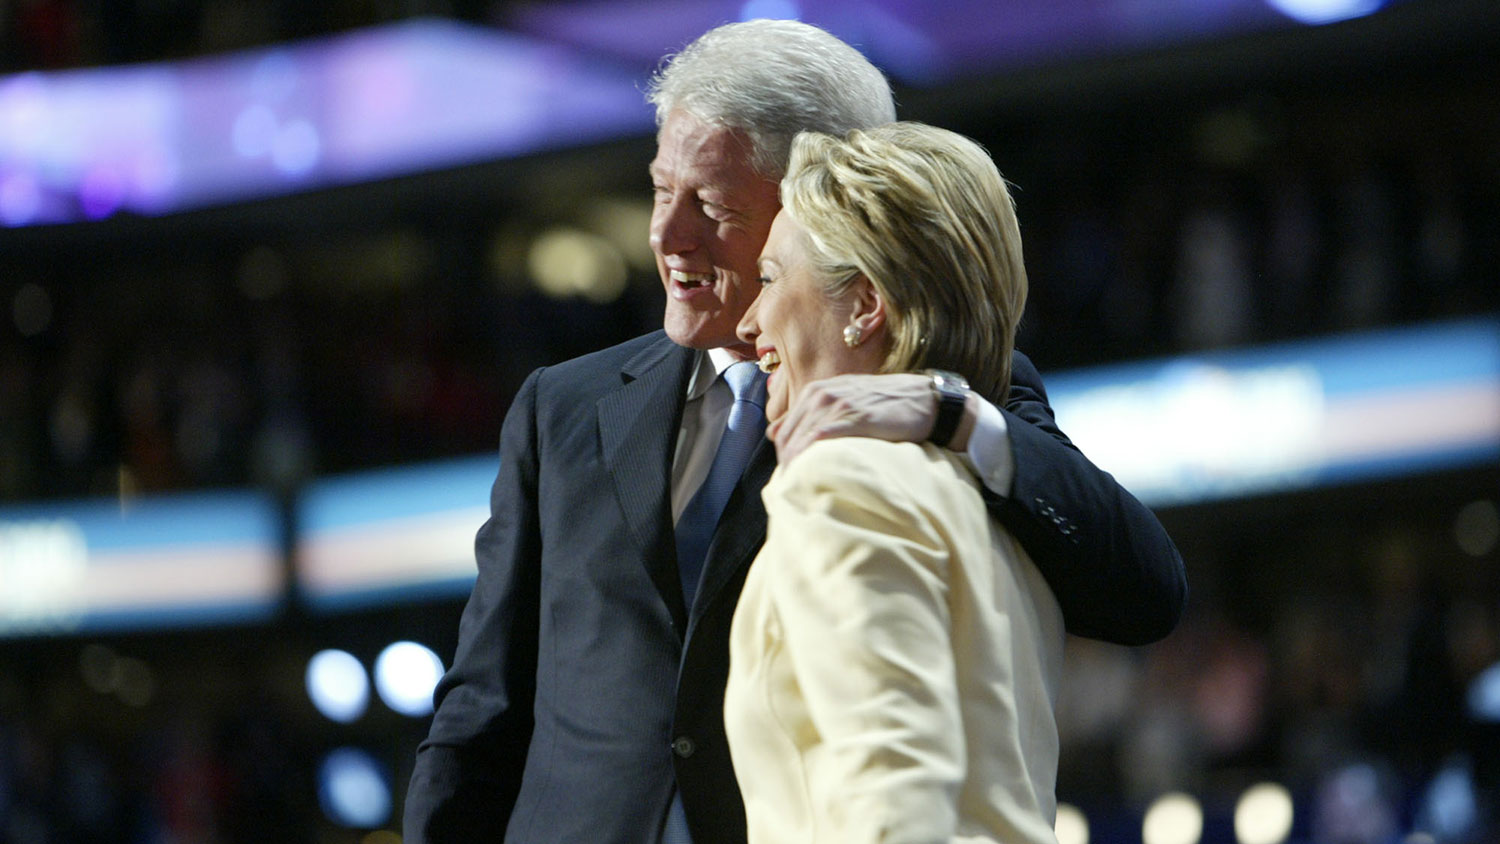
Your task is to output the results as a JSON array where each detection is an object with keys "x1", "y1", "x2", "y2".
[
  {"x1": 1470, "y1": 662, "x2": 1500, "y2": 722},
  {"x1": 317, "y1": 747, "x2": 391, "y2": 828},
  {"x1": 1235, "y1": 782, "x2": 1294, "y2": 844},
  {"x1": 307, "y1": 648, "x2": 370, "y2": 723},
  {"x1": 1143, "y1": 792, "x2": 1203, "y2": 844},
  {"x1": 527, "y1": 227, "x2": 627, "y2": 304},
  {"x1": 374, "y1": 640, "x2": 443, "y2": 717},
  {"x1": 1263, "y1": 0, "x2": 1384, "y2": 25},
  {"x1": 1056, "y1": 802, "x2": 1090, "y2": 844},
  {"x1": 1414, "y1": 762, "x2": 1478, "y2": 842}
]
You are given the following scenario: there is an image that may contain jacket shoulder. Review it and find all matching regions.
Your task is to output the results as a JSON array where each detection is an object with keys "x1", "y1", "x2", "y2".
[
  {"x1": 532, "y1": 331, "x2": 685, "y2": 393},
  {"x1": 555, "y1": 330, "x2": 675, "y2": 369}
]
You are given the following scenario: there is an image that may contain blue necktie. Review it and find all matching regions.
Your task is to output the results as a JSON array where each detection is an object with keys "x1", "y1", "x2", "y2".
[
  {"x1": 662, "y1": 361, "x2": 766, "y2": 844},
  {"x1": 674, "y1": 360, "x2": 767, "y2": 610}
]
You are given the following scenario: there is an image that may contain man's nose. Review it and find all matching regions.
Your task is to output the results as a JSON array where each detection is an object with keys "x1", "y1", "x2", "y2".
[{"x1": 650, "y1": 197, "x2": 700, "y2": 256}]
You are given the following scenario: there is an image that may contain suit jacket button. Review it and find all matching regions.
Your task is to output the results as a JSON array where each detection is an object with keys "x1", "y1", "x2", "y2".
[{"x1": 672, "y1": 737, "x2": 696, "y2": 758}]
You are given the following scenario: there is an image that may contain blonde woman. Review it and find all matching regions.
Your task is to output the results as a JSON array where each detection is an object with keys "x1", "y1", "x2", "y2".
[{"x1": 727, "y1": 123, "x2": 1063, "y2": 844}]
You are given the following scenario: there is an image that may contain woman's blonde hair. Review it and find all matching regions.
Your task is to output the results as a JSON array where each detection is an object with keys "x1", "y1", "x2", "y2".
[{"x1": 780, "y1": 122, "x2": 1028, "y2": 401}]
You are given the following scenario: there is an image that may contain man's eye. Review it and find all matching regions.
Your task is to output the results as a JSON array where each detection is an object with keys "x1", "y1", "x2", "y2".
[
  {"x1": 652, "y1": 187, "x2": 671, "y2": 203},
  {"x1": 757, "y1": 275, "x2": 773, "y2": 285}
]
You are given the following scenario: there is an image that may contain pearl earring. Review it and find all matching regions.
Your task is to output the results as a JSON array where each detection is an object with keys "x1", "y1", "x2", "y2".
[{"x1": 843, "y1": 325, "x2": 862, "y2": 348}]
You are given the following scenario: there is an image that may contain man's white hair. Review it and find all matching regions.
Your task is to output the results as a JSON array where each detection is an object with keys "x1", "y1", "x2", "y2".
[{"x1": 646, "y1": 19, "x2": 897, "y2": 180}]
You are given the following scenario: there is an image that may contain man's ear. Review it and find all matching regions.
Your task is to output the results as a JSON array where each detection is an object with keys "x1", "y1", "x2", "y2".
[{"x1": 848, "y1": 275, "x2": 886, "y2": 337}]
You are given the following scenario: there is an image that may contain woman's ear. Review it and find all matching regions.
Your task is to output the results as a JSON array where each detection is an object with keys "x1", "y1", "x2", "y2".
[{"x1": 847, "y1": 274, "x2": 886, "y2": 338}]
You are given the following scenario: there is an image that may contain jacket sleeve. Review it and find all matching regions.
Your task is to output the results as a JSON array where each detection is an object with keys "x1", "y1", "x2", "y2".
[
  {"x1": 403, "y1": 368, "x2": 545, "y2": 843},
  {"x1": 989, "y1": 350, "x2": 1187, "y2": 645}
]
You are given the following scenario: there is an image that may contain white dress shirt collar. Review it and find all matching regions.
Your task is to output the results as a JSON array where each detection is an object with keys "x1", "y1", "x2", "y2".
[{"x1": 685, "y1": 347, "x2": 744, "y2": 402}]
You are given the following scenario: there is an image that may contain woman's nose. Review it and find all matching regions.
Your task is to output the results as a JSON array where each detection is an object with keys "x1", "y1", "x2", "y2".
[{"x1": 736, "y1": 293, "x2": 762, "y2": 345}]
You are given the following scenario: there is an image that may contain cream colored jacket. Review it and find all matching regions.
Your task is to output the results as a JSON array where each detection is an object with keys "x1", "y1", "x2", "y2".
[{"x1": 724, "y1": 438, "x2": 1065, "y2": 844}]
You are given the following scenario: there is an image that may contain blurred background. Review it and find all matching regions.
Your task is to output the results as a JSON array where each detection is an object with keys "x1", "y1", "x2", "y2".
[{"x1": 1, "y1": 0, "x2": 1497, "y2": 842}]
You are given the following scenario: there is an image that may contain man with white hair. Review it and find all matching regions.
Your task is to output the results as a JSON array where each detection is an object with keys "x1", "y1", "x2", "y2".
[{"x1": 405, "y1": 19, "x2": 1185, "y2": 844}]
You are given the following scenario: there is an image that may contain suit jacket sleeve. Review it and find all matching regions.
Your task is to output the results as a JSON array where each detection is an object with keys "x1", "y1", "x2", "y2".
[
  {"x1": 994, "y1": 350, "x2": 1187, "y2": 645},
  {"x1": 404, "y1": 368, "x2": 545, "y2": 843},
  {"x1": 761, "y1": 441, "x2": 965, "y2": 843}
]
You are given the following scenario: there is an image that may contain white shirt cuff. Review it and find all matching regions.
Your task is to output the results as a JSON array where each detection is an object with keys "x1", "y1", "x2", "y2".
[{"x1": 964, "y1": 397, "x2": 1015, "y2": 498}]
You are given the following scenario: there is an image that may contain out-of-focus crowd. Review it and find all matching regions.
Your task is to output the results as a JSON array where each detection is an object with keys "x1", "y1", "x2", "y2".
[
  {"x1": 3, "y1": 86, "x2": 1493, "y2": 504},
  {"x1": 3, "y1": 3, "x2": 1496, "y2": 507}
]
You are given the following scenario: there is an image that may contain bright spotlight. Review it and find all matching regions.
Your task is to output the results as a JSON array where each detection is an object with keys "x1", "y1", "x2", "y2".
[
  {"x1": 374, "y1": 640, "x2": 444, "y2": 717},
  {"x1": 317, "y1": 747, "x2": 391, "y2": 828},
  {"x1": 306, "y1": 649, "x2": 370, "y2": 724},
  {"x1": 1262, "y1": 0, "x2": 1384, "y2": 25},
  {"x1": 1056, "y1": 802, "x2": 1090, "y2": 844},
  {"x1": 1415, "y1": 762, "x2": 1478, "y2": 842},
  {"x1": 1143, "y1": 792, "x2": 1204, "y2": 844},
  {"x1": 1235, "y1": 782, "x2": 1294, "y2": 844},
  {"x1": 1469, "y1": 662, "x2": 1500, "y2": 722}
]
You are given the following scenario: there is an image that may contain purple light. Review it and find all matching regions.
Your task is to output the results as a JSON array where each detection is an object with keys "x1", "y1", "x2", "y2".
[
  {"x1": 739, "y1": 0, "x2": 800, "y2": 21},
  {"x1": 8, "y1": 3, "x2": 1410, "y2": 228},
  {"x1": 0, "y1": 73, "x2": 49, "y2": 154},
  {"x1": 272, "y1": 119, "x2": 321, "y2": 176},
  {"x1": 0, "y1": 20, "x2": 659, "y2": 224},
  {"x1": 337, "y1": 45, "x2": 419, "y2": 124},
  {"x1": 232, "y1": 104, "x2": 278, "y2": 158},
  {"x1": 129, "y1": 146, "x2": 180, "y2": 212},
  {"x1": 0, "y1": 173, "x2": 41, "y2": 226},
  {"x1": 78, "y1": 165, "x2": 127, "y2": 219},
  {"x1": 249, "y1": 51, "x2": 301, "y2": 103}
]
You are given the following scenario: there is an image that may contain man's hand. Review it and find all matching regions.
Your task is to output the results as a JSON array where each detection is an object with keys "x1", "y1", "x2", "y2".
[{"x1": 771, "y1": 373, "x2": 978, "y2": 462}]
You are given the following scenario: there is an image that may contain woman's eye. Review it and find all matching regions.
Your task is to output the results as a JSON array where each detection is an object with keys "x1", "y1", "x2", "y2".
[{"x1": 757, "y1": 275, "x2": 773, "y2": 285}]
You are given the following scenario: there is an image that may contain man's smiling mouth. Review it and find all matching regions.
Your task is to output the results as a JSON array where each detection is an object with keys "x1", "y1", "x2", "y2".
[{"x1": 670, "y1": 270, "x2": 713, "y2": 288}]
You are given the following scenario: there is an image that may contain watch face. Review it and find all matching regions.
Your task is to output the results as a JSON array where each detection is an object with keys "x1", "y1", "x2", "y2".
[
  {"x1": 927, "y1": 369, "x2": 968, "y2": 446},
  {"x1": 931, "y1": 369, "x2": 969, "y2": 396}
]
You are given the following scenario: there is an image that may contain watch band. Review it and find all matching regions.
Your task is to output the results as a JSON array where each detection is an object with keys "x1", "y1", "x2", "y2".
[{"x1": 925, "y1": 369, "x2": 970, "y2": 448}]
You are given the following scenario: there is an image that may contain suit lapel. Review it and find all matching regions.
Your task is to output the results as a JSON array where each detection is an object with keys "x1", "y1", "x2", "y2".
[
  {"x1": 688, "y1": 436, "x2": 777, "y2": 628},
  {"x1": 598, "y1": 336, "x2": 697, "y2": 627}
]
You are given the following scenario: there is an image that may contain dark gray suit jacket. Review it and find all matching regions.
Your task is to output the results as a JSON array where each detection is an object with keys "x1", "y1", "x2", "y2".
[{"x1": 404, "y1": 330, "x2": 1185, "y2": 843}]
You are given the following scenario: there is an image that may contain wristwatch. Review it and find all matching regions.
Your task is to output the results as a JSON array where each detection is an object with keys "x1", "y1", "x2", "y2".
[{"x1": 925, "y1": 369, "x2": 970, "y2": 448}]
